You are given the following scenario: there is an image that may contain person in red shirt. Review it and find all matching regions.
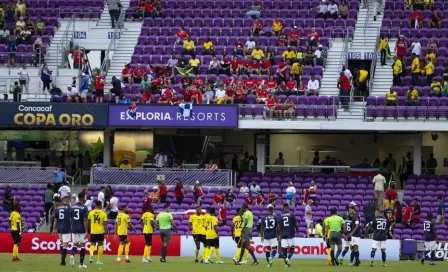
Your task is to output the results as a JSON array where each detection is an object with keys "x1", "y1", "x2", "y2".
[
  {"x1": 245, "y1": 75, "x2": 256, "y2": 92},
  {"x1": 241, "y1": 56, "x2": 251, "y2": 75},
  {"x1": 298, "y1": 80, "x2": 306, "y2": 96},
  {"x1": 245, "y1": 192, "x2": 254, "y2": 205},
  {"x1": 192, "y1": 75, "x2": 203, "y2": 88},
  {"x1": 278, "y1": 81, "x2": 287, "y2": 95},
  {"x1": 141, "y1": 87, "x2": 152, "y2": 103},
  {"x1": 157, "y1": 180, "x2": 167, "y2": 203},
  {"x1": 225, "y1": 88, "x2": 235, "y2": 104},
  {"x1": 144, "y1": 0, "x2": 154, "y2": 18},
  {"x1": 403, "y1": 201, "x2": 413, "y2": 228},
  {"x1": 71, "y1": 46, "x2": 84, "y2": 69},
  {"x1": 251, "y1": 18, "x2": 263, "y2": 36},
  {"x1": 224, "y1": 76, "x2": 234, "y2": 87},
  {"x1": 385, "y1": 180, "x2": 397, "y2": 200},
  {"x1": 121, "y1": 63, "x2": 134, "y2": 84},
  {"x1": 181, "y1": 86, "x2": 194, "y2": 102},
  {"x1": 234, "y1": 39, "x2": 244, "y2": 55},
  {"x1": 151, "y1": 77, "x2": 163, "y2": 93},
  {"x1": 429, "y1": 10, "x2": 441, "y2": 29},
  {"x1": 181, "y1": 76, "x2": 192, "y2": 88},
  {"x1": 193, "y1": 181, "x2": 204, "y2": 205},
  {"x1": 230, "y1": 56, "x2": 241, "y2": 75},
  {"x1": 142, "y1": 189, "x2": 152, "y2": 212},
  {"x1": 256, "y1": 85, "x2": 269, "y2": 103},
  {"x1": 194, "y1": 88, "x2": 203, "y2": 104},
  {"x1": 256, "y1": 191, "x2": 264, "y2": 205},
  {"x1": 307, "y1": 27, "x2": 320, "y2": 47},
  {"x1": 260, "y1": 56, "x2": 271, "y2": 75},
  {"x1": 277, "y1": 60, "x2": 287, "y2": 84},
  {"x1": 158, "y1": 93, "x2": 170, "y2": 104},
  {"x1": 286, "y1": 76, "x2": 297, "y2": 95},
  {"x1": 338, "y1": 71, "x2": 351, "y2": 110},
  {"x1": 174, "y1": 179, "x2": 184, "y2": 204},
  {"x1": 133, "y1": 63, "x2": 144, "y2": 84},
  {"x1": 176, "y1": 26, "x2": 189, "y2": 45},
  {"x1": 288, "y1": 26, "x2": 301, "y2": 47},
  {"x1": 163, "y1": 85, "x2": 174, "y2": 99},
  {"x1": 408, "y1": 9, "x2": 423, "y2": 29},
  {"x1": 284, "y1": 98, "x2": 296, "y2": 120},
  {"x1": 250, "y1": 59, "x2": 260, "y2": 75},
  {"x1": 170, "y1": 93, "x2": 180, "y2": 105},
  {"x1": 213, "y1": 189, "x2": 225, "y2": 204},
  {"x1": 263, "y1": 94, "x2": 276, "y2": 119},
  {"x1": 266, "y1": 75, "x2": 277, "y2": 93},
  {"x1": 218, "y1": 203, "x2": 227, "y2": 226},
  {"x1": 268, "y1": 188, "x2": 276, "y2": 204},
  {"x1": 234, "y1": 85, "x2": 248, "y2": 103},
  {"x1": 95, "y1": 71, "x2": 104, "y2": 103}
]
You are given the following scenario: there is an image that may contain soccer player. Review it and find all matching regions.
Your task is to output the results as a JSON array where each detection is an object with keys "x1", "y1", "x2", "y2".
[
  {"x1": 421, "y1": 212, "x2": 438, "y2": 266},
  {"x1": 140, "y1": 204, "x2": 155, "y2": 263},
  {"x1": 204, "y1": 207, "x2": 223, "y2": 264},
  {"x1": 365, "y1": 208, "x2": 388, "y2": 267},
  {"x1": 156, "y1": 203, "x2": 178, "y2": 263},
  {"x1": 327, "y1": 207, "x2": 346, "y2": 266},
  {"x1": 232, "y1": 208, "x2": 248, "y2": 264},
  {"x1": 188, "y1": 206, "x2": 207, "y2": 263},
  {"x1": 322, "y1": 216, "x2": 332, "y2": 265},
  {"x1": 52, "y1": 195, "x2": 71, "y2": 266},
  {"x1": 346, "y1": 206, "x2": 362, "y2": 266},
  {"x1": 260, "y1": 205, "x2": 278, "y2": 267},
  {"x1": 87, "y1": 200, "x2": 108, "y2": 265},
  {"x1": 70, "y1": 192, "x2": 89, "y2": 268},
  {"x1": 277, "y1": 203, "x2": 298, "y2": 268},
  {"x1": 9, "y1": 204, "x2": 22, "y2": 262},
  {"x1": 235, "y1": 203, "x2": 259, "y2": 266},
  {"x1": 340, "y1": 207, "x2": 352, "y2": 265},
  {"x1": 115, "y1": 205, "x2": 137, "y2": 263}
]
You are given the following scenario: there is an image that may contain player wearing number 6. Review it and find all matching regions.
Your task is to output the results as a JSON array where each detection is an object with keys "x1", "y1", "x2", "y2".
[
  {"x1": 87, "y1": 200, "x2": 108, "y2": 265},
  {"x1": 70, "y1": 192, "x2": 89, "y2": 268},
  {"x1": 260, "y1": 205, "x2": 278, "y2": 267},
  {"x1": 421, "y1": 212, "x2": 438, "y2": 266},
  {"x1": 52, "y1": 195, "x2": 71, "y2": 266},
  {"x1": 365, "y1": 208, "x2": 388, "y2": 267}
]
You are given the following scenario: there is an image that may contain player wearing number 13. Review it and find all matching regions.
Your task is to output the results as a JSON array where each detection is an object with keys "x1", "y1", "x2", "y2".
[
  {"x1": 421, "y1": 212, "x2": 438, "y2": 266},
  {"x1": 87, "y1": 200, "x2": 108, "y2": 265},
  {"x1": 52, "y1": 195, "x2": 71, "y2": 266},
  {"x1": 260, "y1": 205, "x2": 278, "y2": 267},
  {"x1": 365, "y1": 209, "x2": 388, "y2": 267}
]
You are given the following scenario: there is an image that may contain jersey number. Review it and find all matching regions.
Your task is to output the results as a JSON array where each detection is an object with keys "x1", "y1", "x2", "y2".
[
  {"x1": 59, "y1": 209, "x2": 65, "y2": 220},
  {"x1": 424, "y1": 222, "x2": 431, "y2": 231},
  {"x1": 346, "y1": 223, "x2": 351, "y2": 232},
  {"x1": 264, "y1": 218, "x2": 276, "y2": 229},
  {"x1": 282, "y1": 216, "x2": 289, "y2": 227},
  {"x1": 94, "y1": 214, "x2": 100, "y2": 224},
  {"x1": 234, "y1": 219, "x2": 242, "y2": 229},
  {"x1": 117, "y1": 218, "x2": 122, "y2": 225},
  {"x1": 376, "y1": 221, "x2": 386, "y2": 230},
  {"x1": 73, "y1": 209, "x2": 80, "y2": 220}
]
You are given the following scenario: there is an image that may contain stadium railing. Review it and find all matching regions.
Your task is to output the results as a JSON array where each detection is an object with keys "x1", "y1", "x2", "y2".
[
  {"x1": 265, "y1": 164, "x2": 350, "y2": 173},
  {"x1": 0, "y1": 166, "x2": 60, "y2": 184}
]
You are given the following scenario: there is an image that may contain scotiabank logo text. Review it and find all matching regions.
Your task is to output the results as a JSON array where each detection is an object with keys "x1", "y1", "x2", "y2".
[
  {"x1": 250, "y1": 241, "x2": 328, "y2": 255},
  {"x1": 31, "y1": 237, "x2": 112, "y2": 251}
]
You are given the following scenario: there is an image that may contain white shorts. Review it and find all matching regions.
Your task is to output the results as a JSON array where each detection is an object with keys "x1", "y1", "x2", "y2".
[
  {"x1": 372, "y1": 240, "x2": 386, "y2": 250},
  {"x1": 263, "y1": 238, "x2": 278, "y2": 247},
  {"x1": 350, "y1": 237, "x2": 361, "y2": 246},
  {"x1": 425, "y1": 241, "x2": 437, "y2": 251},
  {"x1": 343, "y1": 239, "x2": 351, "y2": 248},
  {"x1": 281, "y1": 238, "x2": 295, "y2": 248},
  {"x1": 73, "y1": 233, "x2": 87, "y2": 244},
  {"x1": 59, "y1": 233, "x2": 71, "y2": 243}
]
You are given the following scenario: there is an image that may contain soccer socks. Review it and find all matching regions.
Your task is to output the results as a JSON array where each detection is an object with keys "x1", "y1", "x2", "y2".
[
  {"x1": 61, "y1": 247, "x2": 67, "y2": 264},
  {"x1": 341, "y1": 249, "x2": 348, "y2": 258},
  {"x1": 209, "y1": 247, "x2": 215, "y2": 258},
  {"x1": 98, "y1": 246, "x2": 104, "y2": 261},
  {"x1": 125, "y1": 243, "x2": 131, "y2": 259},
  {"x1": 195, "y1": 248, "x2": 199, "y2": 260},
  {"x1": 249, "y1": 248, "x2": 258, "y2": 262},
  {"x1": 161, "y1": 245, "x2": 167, "y2": 260},
  {"x1": 12, "y1": 244, "x2": 18, "y2": 258},
  {"x1": 89, "y1": 245, "x2": 95, "y2": 256},
  {"x1": 266, "y1": 250, "x2": 271, "y2": 262},
  {"x1": 287, "y1": 247, "x2": 294, "y2": 260},
  {"x1": 216, "y1": 248, "x2": 221, "y2": 261},
  {"x1": 80, "y1": 248, "x2": 86, "y2": 265},
  {"x1": 327, "y1": 248, "x2": 332, "y2": 261},
  {"x1": 204, "y1": 247, "x2": 210, "y2": 261},
  {"x1": 381, "y1": 251, "x2": 386, "y2": 263},
  {"x1": 118, "y1": 244, "x2": 124, "y2": 259},
  {"x1": 72, "y1": 246, "x2": 77, "y2": 256},
  {"x1": 238, "y1": 247, "x2": 245, "y2": 262},
  {"x1": 147, "y1": 246, "x2": 152, "y2": 258},
  {"x1": 430, "y1": 251, "x2": 435, "y2": 263},
  {"x1": 143, "y1": 246, "x2": 148, "y2": 259},
  {"x1": 271, "y1": 248, "x2": 277, "y2": 258},
  {"x1": 243, "y1": 249, "x2": 249, "y2": 261},
  {"x1": 350, "y1": 251, "x2": 355, "y2": 262},
  {"x1": 234, "y1": 248, "x2": 241, "y2": 259},
  {"x1": 370, "y1": 250, "x2": 376, "y2": 260},
  {"x1": 330, "y1": 248, "x2": 335, "y2": 263},
  {"x1": 282, "y1": 248, "x2": 288, "y2": 262},
  {"x1": 335, "y1": 248, "x2": 342, "y2": 259},
  {"x1": 355, "y1": 250, "x2": 360, "y2": 263}
]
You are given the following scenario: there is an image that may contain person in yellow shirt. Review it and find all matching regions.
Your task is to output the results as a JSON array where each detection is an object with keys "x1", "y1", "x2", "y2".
[
  {"x1": 430, "y1": 78, "x2": 442, "y2": 97},
  {"x1": 392, "y1": 56, "x2": 402, "y2": 86},
  {"x1": 9, "y1": 204, "x2": 22, "y2": 262},
  {"x1": 188, "y1": 55, "x2": 201, "y2": 74},
  {"x1": 282, "y1": 47, "x2": 296, "y2": 62},
  {"x1": 119, "y1": 160, "x2": 132, "y2": 169},
  {"x1": 115, "y1": 205, "x2": 137, "y2": 263},
  {"x1": 291, "y1": 62, "x2": 302, "y2": 82},
  {"x1": 251, "y1": 45, "x2": 265, "y2": 61},
  {"x1": 140, "y1": 205, "x2": 155, "y2": 262},
  {"x1": 271, "y1": 17, "x2": 284, "y2": 36},
  {"x1": 16, "y1": 0, "x2": 26, "y2": 16},
  {"x1": 188, "y1": 207, "x2": 207, "y2": 262},
  {"x1": 385, "y1": 88, "x2": 398, "y2": 106},
  {"x1": 203, "y1": 37, "x2": 214, "y2": 55},
  {"x1": 378, "y1": 34, "x2": 387, "y2": 65},
  {"x1": 425, "y1": 57, "x2": 434, "y2": 86},
  {"x1": 231, "y1": 208, "x2": 248, "y2": 264},
  {"x1": 295, "y1": 47, "x2": 304, "y2": 62},
  {"x1": 405, "y1": 85, "x2": 419, "y2": 106},
  {"x1": 204, "y1": 207, "x2": 222, "y2": 264},
  {"x1": 411, "y1": 53, "x2": 420, "y2": 86},
  {"x1": 426, "y1": 49, "x2": 436, "y2": 63},
  {"x1": 87, "y1": 200, "x2": 108, "y2": 265},
  {"x1": 183, "y1": 37, "x2": 195, "y2": 55},
  {"x1": 323, "y1": 216, "x2": 332, "y2": 266},
  {"x1": 358, "y1": 66, "x2": 369, "y2": 97}
]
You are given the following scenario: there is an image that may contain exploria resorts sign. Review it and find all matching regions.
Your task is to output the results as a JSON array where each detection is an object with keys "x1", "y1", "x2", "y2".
[{"x1": 108, "y1": 104, "x2": 238, "y2": 128}]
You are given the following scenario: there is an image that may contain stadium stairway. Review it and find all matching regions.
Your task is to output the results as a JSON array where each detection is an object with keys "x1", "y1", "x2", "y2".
[
  {"x1": 371, "y1": 40, "x2": 395, "y2": 96},
  {"x1": 96, "y1": 0, "x2": 131, "y2": 29},
  {"x1": 350, "y1": 2, "x2": 382, "y2": 55},
  {"x1": 320, "y1": 41, "x2": 345, "y2": 97}
]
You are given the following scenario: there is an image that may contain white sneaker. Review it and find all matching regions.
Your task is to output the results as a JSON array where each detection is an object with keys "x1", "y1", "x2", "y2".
[
  {"x1": 70, "y1": 255, "x2": 75, "y2": 267},
  {"x1": 146, "y1": 258, "x2": 152, "y2": 262},
  {"x1": 142, "y1": 259, "x2": 149, "y2": 263},
  {"x1": 78, "y1": 264, "x2": 87, "y2": 268},
  {"x1": 240, "y1": 260, "x2": 248, "y2": 264}
]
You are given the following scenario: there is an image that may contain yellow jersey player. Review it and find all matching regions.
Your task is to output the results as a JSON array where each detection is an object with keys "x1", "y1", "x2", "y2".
[
  {"x1": 87, "y1": 200, "x2": 108, "y2": 265},
  {"x1": 232, "y1": 208, "x2": 248, "y2": 263},
  {"x1": 140, "y1": 204, "x2": 155, "y2": 263},
  {"x1": 9, "y1": 204, "x2": 22, "y2": 262},
  {"x1": 204, "y1": 207, "x2": 223, "y2": 264},
  {"x1": 115, "y1": 205, "x2": 137, "y2": 263},
  {"x1": 188, "y1": 206, "x2": 207, "y2": 263}
]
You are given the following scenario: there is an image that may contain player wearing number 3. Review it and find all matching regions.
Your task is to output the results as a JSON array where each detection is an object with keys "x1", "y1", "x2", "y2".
[
  {"x1": 70, "y1": 192, "x2": 89, "y2": 268},
  {"x1": 87, "y1": 200, "x2": 108, "y2": 265},
  {"x1": 365, "y1": 208, "x2": 388, "y2": 267}
]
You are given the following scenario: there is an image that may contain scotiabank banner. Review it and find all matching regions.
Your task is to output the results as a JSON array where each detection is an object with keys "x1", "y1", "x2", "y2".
[
  {"x1": 0, "y1": 233, "x2": 180, "y2": 256},
  {"x1": 181, "y1": 237, "x2": 401, "y2": 261}
]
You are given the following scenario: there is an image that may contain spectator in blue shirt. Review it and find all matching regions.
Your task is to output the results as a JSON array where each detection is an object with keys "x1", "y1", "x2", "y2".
[
  {"x1": 6, "y1": 36, "x2": 16, "y2": 67},
  {"x1": 49, "y1": 83, "x2": 63, "y2": 102},
  {"x1": 82, "y1": 59, "x2": 89, "y2": 76},
  {"x1": 79, "y1": 72, "x2": 89, "y2": 102},
  {"x1": 54, "y1": 167, "x2": 66, "y2": 193},
  {"x1": 117, "y1": 93, "x2": 129, "y2": 104},
  {"x1": 437, "y1": 196, "x2": 445, "y2": 225}
]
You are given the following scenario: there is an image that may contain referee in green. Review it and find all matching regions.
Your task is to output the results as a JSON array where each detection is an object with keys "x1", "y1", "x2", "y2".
[
  {"x1": 327, "y1": 207, "x2": 346, "y2": 266},
  {"x1": 236, "y1": 203, "x2": 259, "y2": 265},
  {"x1": 156, "y1": 203, "x2": 178, "y2": 263}
]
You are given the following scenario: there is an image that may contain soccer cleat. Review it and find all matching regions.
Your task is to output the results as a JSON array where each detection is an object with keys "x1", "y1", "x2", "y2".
[
  {"x1": 89, "y1": 256, "x2": 93, "y2": 263},
  {"x1": 334, "y1": 259, "x2": 339, "y2": 266},
  {"x1": 327, "y1": 260, "x2": 332, "y2": 266},
  {"x1": 286, "y1": 258, "x2": 291, "y2": 267},
  {"x1": 240, "y1": 260, "x2": 247, "y2": 264},
  {"x1": 232, "y1": 258, "x2": 238, "y2": 265},
  {"x1": 339, "y1": 257, "x2": 343, "y2": 266},
  {"x1": 147, "y1": 258, "x2": 152, "y2": 262},
  {"x1": 125, "y1": 258, "x2": 130, "y2": 263},
  {"x1": 70, "y1": 255, "x2": 75, "y2": 267},
  {"x1": 429, "y1": 263, "x2": 435, "y2": 266},
  {"x1": 195, "y1": 259, "x2": 198, "y2": 263},
  {"x1": 15, "y1": 258, "x2": 22, "y2": 262},
  {"x1": 160, "y1": 259, "x2": 167, "y2": 263},
  {"x1": 216, "y1": 260, "x2": 224, "y2": 264},
  {"x1": 78, "y1": 264, "x2": 88, "y2": 268},
  {"x1": 96, "y1": 261, "x2": 103, "y2": 265},
  {"x1": 252, "y1": 261, "x2": 260, "y2": 266},
  {"x1": 116, "y1": 258, "x2": 122, "y2": 263},
  {"x1": 382, "y1": 263, "x2": 387, "y2": 267},
  {"x1": 142, "y1": 259, "x2": 149, "y2": 263},
  {"x1": 204, "y1": 260, "x2": 210, "y2": 264},
  {"x1": 60, "y1": 263, "x2": 66, "y2": 266},
  {"x1": 354, "y1": 261, "x2": 361, "y2": 266},
  {"x1": 268, "y1": 256, "x2": 273, "y2": 266},
  {"x1": 370, "y1": 261, "x2": 374, "y2": 267},
  {"x1": 421, "y1": 258, "x2": 425, "y2": 265}
]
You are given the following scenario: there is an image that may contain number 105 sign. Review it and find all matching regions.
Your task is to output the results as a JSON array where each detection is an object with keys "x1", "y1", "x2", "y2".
[{"x1": 348, "y1": 52, "x2": 375, "y2": 60}]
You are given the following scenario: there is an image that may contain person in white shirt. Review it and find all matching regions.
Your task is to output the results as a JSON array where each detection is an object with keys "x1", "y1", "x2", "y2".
[
  {"x1": 244, "y1": 37, "x2": 256, "y2": 56},
  {"x1": 317, "y1": 0, "x2": 327, "y2": 18},
  {"x1": 208, "y1": 56, "x2": 221, "y2": 74},
  {"x1": 285, "y1": 182, "x2": 297, "y2": 206},
  {"x1": 410, "y1": 38, "x2": 421, "y2": 56},
  {"x1": 240, "y1": 183, "x2": 250, "y2": 194},
  {"x1": 97, "y1": 186, "x2": 105, "y2": 209},
  {"x1": 108, "y1": 193, "x2": 119, "y2": 219},
  {"x1": 84, "y1": 195, "x2": 93, "y2": 211},
  {"x1": 67, "y1": 85, "x2": 80, "y2": 103},
  {"x1": 307, "y1": 75, "x2": 320, "y2": 96},
  {"x1": 326, "y1": 0, "x2": 338, "y2": 18},
  {"x1": 58, "y1": 181, "x2": 71, "y2": 199},
  {"x1": 17, "y1": 64, "x2": 29, "y2": 89},
  {"x1": 314, "y1": 45, "x2": 324, "y2": 66},
  {"x1": 214, "y1": 85, "x2": 226, "y2": 104},
  {"x1": 154, "y1": 150, "x2": 167, "y2": 168},
  {"x1": 373, "y1": 173, "x2": 386, "y2": 209},
  {"x1": 342, "y1": 65, "x2": 353, "y2": 81},
  {"x1": 250, "y1": 180, "x2": 261, "y2": 194}
]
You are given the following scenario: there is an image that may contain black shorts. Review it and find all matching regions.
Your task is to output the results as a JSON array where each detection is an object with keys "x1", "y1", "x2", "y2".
[
  {"x1": 193, "y1": 234, "x2": 206, "y2": 244},
  {"x1": 144, "y1": 233, "x2": 153, "y2": 246},
  {"x1": 19, "y1": 80, "x2": 26, "y2": 86},
  {"x1": 11, "y1": 231, "x2": 21, "y2": 244},
  {"x1": 95, "y1": 89, "x2": 104, "y2": 97},
  {"x1": 206, "y1": 238, "x2": 219, "y2": 248},
  {"x1": 234, "y1": 236, "x2": 241, "y2": 246},
  {"x1": 119, "y1": 235, "x2": 128, "y2": 242},
  {"x1": 90, "y1": 234, "x2": 104, "y2": 243}
]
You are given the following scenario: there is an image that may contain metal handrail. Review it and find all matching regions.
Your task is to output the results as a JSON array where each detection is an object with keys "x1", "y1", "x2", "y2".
[
  {"x1": 100, "y1": 11, "x2": 125, "y2": 78},
  {"x1": 265, "y1": 164, "x2": 350, "y2": 173},
  {"x1": 58, "y1": 14, "x2": 76, "y2": 74},
  {"x1": 364, "y1": 0, "x2": 373, "y2": 45},
  {"x1": 369, "y1": 33, "x2": 381, "y2": 96}
]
